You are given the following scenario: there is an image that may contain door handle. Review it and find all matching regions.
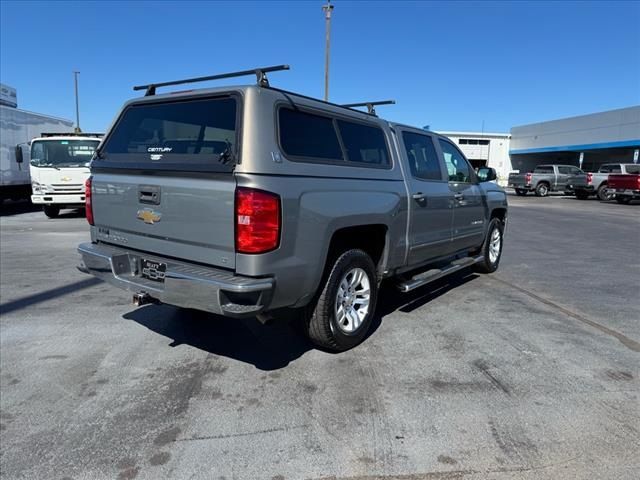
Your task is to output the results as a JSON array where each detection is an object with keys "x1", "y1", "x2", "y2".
[
  {"x1": 454, "y1": 193, "x2": 464, "y2": 201},
  {"x1": 412, "y1": 192, "x2": 426, "y2": 201},
  {"x1": 139, "y1": 185, "x2": 161, "y2": 205}
]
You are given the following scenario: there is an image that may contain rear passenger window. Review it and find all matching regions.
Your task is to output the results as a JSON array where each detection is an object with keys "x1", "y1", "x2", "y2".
[
  {"x1": 557, "y1": 166, "x2": 571, "y2": 174},
  {"x1": 402, "y1": 132, "x2": 442, "y2": 180},
  {"x1": 279, "y1": 108, "x2": 342, "y2": 160},
  {"x1": 337, "y1": 120, "x2": 389, "y2": 166}
]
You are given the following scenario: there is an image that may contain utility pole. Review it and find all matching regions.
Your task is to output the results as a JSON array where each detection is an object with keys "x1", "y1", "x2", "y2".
[
  {"x1": 322, "y1": 0, "x2": 334, "y2": 102},
  {"x1": 73, "y1": 71, "x2": 81, "y2": 133}
]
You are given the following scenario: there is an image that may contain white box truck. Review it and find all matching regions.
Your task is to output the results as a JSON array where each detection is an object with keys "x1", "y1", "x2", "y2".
[
  {"x1": 1, "y1": 100, "x2": 75, "y2": 204},
  {"x1": 29, "y1": 133, "x2": 102, "y2": 217}
]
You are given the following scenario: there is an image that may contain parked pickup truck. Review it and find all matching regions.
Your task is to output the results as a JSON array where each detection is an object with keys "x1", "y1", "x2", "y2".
[
  {"x1": 567, "y1": 163, "x2": 640, "y2": 201},
  {"x1": 508, "y1": 164, "x2": 583, "y2": 197},
  {"x1": 608, "y1": 172, "x2": 640, "y2": 204},
  {"x1": 77, "y1": 65, "x2": 508, "y2": 351}
]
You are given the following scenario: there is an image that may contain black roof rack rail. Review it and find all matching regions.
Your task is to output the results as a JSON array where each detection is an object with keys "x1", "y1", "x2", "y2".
[
  {"x1": 133, "y1": 65, "x2": 290, "y2": 96},
  {"x1": 341, "y1": 100, "x2": 396, "y2": 116},
  {"x1": 40, "y1": 132, "x2": 103, "y2": 138}
]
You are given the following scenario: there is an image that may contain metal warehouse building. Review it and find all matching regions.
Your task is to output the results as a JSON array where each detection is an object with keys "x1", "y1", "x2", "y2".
[{"x1": 509, "y1": 106, "x2": 640, "y2": 173}]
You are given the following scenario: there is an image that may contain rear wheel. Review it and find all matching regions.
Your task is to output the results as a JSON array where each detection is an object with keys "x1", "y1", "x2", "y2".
[
  {"x1": 575, "y1": 191, "x2": 590, "y2": 200},
  {"x1": 304, "y1": 249, "x2": 378, "y2": 352},
  {"x1": 597, "y1": 184, "x2": 612, "y2": 201},
  {"x1": 515, "y1": 189, "x2": 528, "y2": 196},
  {"x1": 535, "y1": 183, "x2": 549, "y2": 197},
  {"x1": 475, "y1": 218, "x2": 504, "y2": 274},
  {"x1": 616, "y1": 196, "x2": 632, "y2": 204},
  {"x1": 43, "y1": 205, "x2": 60, "y2": 218}
]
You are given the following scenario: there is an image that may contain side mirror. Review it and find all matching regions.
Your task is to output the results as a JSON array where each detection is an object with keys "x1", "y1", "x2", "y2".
[
  {"x1": 15, "y1": 145, "x2": 23, "y2": 164},
  {"x1": 477, "y1": 166, "x2": 497, "y2": 182}
]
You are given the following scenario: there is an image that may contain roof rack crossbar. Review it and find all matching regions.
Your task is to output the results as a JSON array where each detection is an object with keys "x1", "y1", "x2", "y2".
[
  {"x1": 133, "y1": 65, "x2": 290, "y2": 96},
  {"x1": 341, "y1": 100, "x2": 396, "y2": 116},
  {"x1": 40, "y1": 132, "x2": 103, "y2": 138}
]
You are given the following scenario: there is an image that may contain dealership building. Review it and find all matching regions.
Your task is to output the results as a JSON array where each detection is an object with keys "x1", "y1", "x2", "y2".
[{"x1": 509, "y1": 106, "x2": 640, "y2": 173}]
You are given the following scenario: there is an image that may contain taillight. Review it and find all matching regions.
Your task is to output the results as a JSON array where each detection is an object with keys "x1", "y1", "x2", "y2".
[
  {"x1": 586, "y1": 173, "x2": 593, "y2": 185},
  {"x1": 235, "y1": 187, "x2": 281, "y2": 254},
  {"x1": 85, "y1": 177, "x2": 94, "y2": 225},
  {"x1": 637, "y1": 176, "x2": 640, "y2": 189},
  {"x1": 525, "y1": 173, "x2": 532, "y2": 184}
]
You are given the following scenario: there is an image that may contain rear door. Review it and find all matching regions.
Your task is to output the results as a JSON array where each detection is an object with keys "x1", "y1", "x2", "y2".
[
  {"x1": 438, "y1": 139, "x2": 486, "y2": 251},
  {"x1": 91, "y1": 94, "x2": 239, "y2": 269},
  {"x1": 398, "y1": 129, "x2": 454, "y2": 263}
]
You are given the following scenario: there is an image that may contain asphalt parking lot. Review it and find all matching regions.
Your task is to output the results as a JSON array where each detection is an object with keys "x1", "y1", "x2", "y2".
[{"x1": 1, "y1": 194, "x2": 638, "y2": 480}]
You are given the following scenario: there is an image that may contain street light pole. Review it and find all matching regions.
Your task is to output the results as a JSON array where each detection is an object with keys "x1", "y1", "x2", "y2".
[
  {"x1": 322, "y1": 0, "x2": 334, "y2": 102},
  {"x1": 73, "y1": 71, "x2": 81, "y2": 133}
]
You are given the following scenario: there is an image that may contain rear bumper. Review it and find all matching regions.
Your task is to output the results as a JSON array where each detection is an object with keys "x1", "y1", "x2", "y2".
[
  {"x1": 77, "y1": 242, "x2": 274, "y2": 318},
  {"x1": 32, "y1": 194, "x2": 85, "y2": 205},
  {"x1": 608, "y1": 188, "x2": 640, "y2": 198}
]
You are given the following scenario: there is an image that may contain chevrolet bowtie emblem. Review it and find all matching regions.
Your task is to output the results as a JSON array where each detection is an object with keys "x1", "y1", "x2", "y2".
[
  {"x1": 60, "y1": 176, "x2": 72, "y2": 182},
  {"x1": 137, "y1": 208, "x2": 162, "y2": 224}
]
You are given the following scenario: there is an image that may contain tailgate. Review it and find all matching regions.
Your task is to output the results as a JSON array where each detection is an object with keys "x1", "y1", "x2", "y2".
[
  {"x1": 508, "y1": 174, "x2": 527, "y2": 186},
  {"x1": 90, "y1": 93, "x2": 240, "y2": 269},
  {"x1": 567, "y1": 174, "x2": 588, "y2": 187},
  {"x1": 92, "y1": 173, "x2": 236, "y2": 268}
]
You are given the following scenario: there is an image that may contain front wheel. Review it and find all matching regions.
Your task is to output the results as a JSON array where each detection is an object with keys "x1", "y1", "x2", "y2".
[
  {"x1": 535, "y1": 183, "x2": 549, "y2": 197},
  {"x1": 43, "y1": 205, "x2": 60, "y2": 218},
  {"x1": 474, "y1": 218, "x2": 504, "y2": 274},
  {"x1": 305, "y1": 249, "x2": 378, "y2": 352}
]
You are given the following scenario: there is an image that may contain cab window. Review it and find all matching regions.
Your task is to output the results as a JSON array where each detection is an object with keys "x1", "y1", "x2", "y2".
[
  {"x1": 402, "y1": 132, "x2": 443, "y2": 180},
  {"x1": 439, "y1": 139, "x2": 473, "y2": 183}
]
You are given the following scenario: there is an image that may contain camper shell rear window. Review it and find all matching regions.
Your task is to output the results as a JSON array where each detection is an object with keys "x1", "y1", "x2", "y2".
[{"x1": 96, "y1": 95, "x2": 239, "y2": 172}]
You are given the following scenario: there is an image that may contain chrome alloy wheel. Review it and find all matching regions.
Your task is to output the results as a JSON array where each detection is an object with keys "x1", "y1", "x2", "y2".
[
  {"x1": 334, "y1": 267, "x2": 371, "y2": 334},
  {"x1": 489, "y1": 227, "x2": 502, "y2": 264}
]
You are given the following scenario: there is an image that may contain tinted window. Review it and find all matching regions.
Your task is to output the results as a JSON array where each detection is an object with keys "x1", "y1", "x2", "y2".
[
  {"x1": 102, "y1": 97, "x2": 237, "y2": 165},
  {"x1": 402, "y1": 132, "x2": 442, "y2": 180},
  {"x1": 279, "y1": 108, "x2": 342, "y2": 160},
  {"x1": 439, "y1": 139, "x2": 472, "y2": 183},
  {"x1": 570, "y1": 167, "x2": 583, "y2": 174},
  {"x1": 609, "y1": 166, "x2": 621, "y2": 173},
  {"x1": 557, "y1": 166, "x2": 571, "y2": 174},
  {"x1": 534, "y1": 166, "x2": 554, "y2": 173},
  {"x1": 337, "y1": 120, "x2": 389, "y2": 166},
  {"x1": 626, "y1": 165, "x2": 640, "y2": 174}
]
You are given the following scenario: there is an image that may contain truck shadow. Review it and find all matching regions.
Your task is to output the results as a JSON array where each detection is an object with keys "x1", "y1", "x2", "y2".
[
  {"x1": 123, "y1": 270, "x2": 479, "y2": 371},
  {"x1": 0, "y1": 200, "x2": 40, "y2": 217}
]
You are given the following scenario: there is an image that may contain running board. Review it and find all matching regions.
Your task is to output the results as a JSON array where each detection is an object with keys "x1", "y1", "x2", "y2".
[{"x1": 396, "y1": 256, "x2": 484, "y2": 293}]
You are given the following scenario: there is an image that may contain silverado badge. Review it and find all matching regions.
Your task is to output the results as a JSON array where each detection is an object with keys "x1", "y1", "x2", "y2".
[{"x1": 137, "y1": 208, "x2": 162, "y2": 224}]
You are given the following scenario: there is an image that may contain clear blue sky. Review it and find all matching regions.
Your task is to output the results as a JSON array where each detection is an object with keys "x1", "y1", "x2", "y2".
[{"x1": 1, "y1": 0, "x2": 639, "y2": 133}]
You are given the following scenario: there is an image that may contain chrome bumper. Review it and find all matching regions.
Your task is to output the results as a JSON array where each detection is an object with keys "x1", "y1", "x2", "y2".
[
  {"x1": 77, "y1": 242, "x2": 274, "y2": 317},
  {"x1": 32, "y1": 194, "x2": 85, "y2": 205}
]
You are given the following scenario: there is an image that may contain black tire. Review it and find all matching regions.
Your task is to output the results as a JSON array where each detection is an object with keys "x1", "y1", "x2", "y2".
[
  {"x1": 515, "y1": 189, "x2": 528, "y2": 196},
  {"x1": 616, "y1": 196, "x2": 632, "y2": 204},
  {"x1": 43, "y1": 205, "x2": 60, "y2": 218},
  {"x1": 597, "y1": 184, "x2": 612, "y2": 201},
  {"x1": 535, "y1": 183, "x2": 550, "y2": 197},
  {"x1": 474, "y1": 218, "x2": 504, "y2": 274},
  {"x1": 575, "y1": 191, "x2": 590, "y2": 200},
  {"x1": 304, "y1": 249, "x2": 378, "y2": 352}
]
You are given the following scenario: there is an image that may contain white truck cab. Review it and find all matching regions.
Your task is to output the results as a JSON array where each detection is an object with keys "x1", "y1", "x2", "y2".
[{"x1": 30, "y1": 133, "x2": 102, "y2": 218}]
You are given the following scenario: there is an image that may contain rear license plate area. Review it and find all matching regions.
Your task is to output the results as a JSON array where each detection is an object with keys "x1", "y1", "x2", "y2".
[{"x1": 141, "y1": 259, "x2": 167, "y2": 282}]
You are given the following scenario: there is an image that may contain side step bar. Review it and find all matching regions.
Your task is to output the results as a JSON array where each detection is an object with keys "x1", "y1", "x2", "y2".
[{"x1": 396, "y1": 256, "x2": 484, "y2": 293}]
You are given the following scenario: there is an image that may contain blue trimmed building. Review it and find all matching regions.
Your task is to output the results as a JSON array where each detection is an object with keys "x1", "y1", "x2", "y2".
[{"x1": 509, "y1": 106, "x2": 640, "y2": 173}]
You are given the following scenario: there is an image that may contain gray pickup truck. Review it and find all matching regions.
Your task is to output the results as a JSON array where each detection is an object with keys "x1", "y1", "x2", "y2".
[
  {"x1": 567, "y1": 163, "x2": 640, "y2": 200},
  {"x1": 78, "y1": 66, "x2": 508, "y2": 351},
  {"x1": 508, "y1": 164, "x2": 583, "y2": 197}
]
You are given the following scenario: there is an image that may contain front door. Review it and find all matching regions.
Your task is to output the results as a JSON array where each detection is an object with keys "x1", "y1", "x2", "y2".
[
  {"x1": 398, "y1": 129, "x2": 454, "y2": 264},
  {"x1": 438, "y1": 139, "x2": 486, "y2": 251}
]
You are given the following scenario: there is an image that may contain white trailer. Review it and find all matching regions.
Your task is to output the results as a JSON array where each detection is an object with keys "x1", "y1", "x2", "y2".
[{"x1": 0, "y1": 104, "x2": 74, "y2": 203}]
